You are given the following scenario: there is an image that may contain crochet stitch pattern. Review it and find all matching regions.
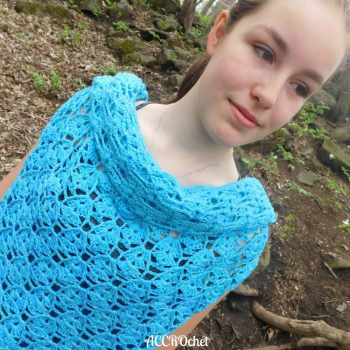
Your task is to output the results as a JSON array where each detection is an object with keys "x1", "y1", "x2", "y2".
[{"x1": 0, "y1": 72, "x2": 276, "y2": 349}]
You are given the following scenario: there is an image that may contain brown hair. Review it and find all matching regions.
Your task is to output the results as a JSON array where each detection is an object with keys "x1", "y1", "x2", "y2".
[{"x1": 170, "y1": 0, "x2": 349, "y2": 103}]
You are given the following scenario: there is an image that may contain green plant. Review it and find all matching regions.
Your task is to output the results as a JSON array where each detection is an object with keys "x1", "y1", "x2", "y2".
[
  {"x1": 334, "y1": 201, "x2": 344, "y2": 211},
  {"x1": 277, "y1": 144, "x2": 294, "y2": 162},
  {"x1": 190, "y1": 26, "x2": 204, "y2": 39},
  {"x1": 324, "y1": 177, "x2": 348, "y2": 196},
  {"x1": 113, "y1": 21, "x2": 135, "y2": 34},
  {"x1": 198, "y1": 13, "x2": 213, "y2": 28},
  {"x1": 287, "y1": 101, "x2": 330, "y2": 140},
  {"x1": 342, "y1": 167, "x2": 350, "y2": 182},
  {"x1": 66, "y1": 0, "x2": 78, "y2": 8},
  {"x1": 72, "y1": 77, "x2": 86, "y2": 88},
  {"x1": 59, "y1": 22, "x2": 89, "y2": 48},
  {"x1": 287, "y1": 181, "x2": 313, "y2": 197},
  {"x1": 339, "y1": 222, "x2": 350, "y2": 234},
  {"x1": 240, "y1": 152, "x2": 278, "y2": 173},
  {"x1": 27, "y1": 68, "x2": 47, "y2": 92},
  {"x1": 48, "y1": 70, "x2": 62, "y2": 90},
  {"x1": 285, "y1": 214, "x2": 296, "y2": 223}
]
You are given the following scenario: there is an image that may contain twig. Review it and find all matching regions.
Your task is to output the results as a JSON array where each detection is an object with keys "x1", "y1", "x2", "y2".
[
  {"x1": 324, "y1": 260, "x2": 339, "y2": 279},
  {"x1": 251, "y1": 301, "x2": 350, "y2": 349}
]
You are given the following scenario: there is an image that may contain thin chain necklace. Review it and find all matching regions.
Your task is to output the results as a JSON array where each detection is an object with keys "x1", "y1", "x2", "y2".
[{"x1": 148, "y1": 106, "x2": 233, "y2": 179}]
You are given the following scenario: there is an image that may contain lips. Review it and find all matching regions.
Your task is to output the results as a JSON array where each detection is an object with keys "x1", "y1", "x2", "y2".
[{"x1": 229, "y1": 100, "x2": 260, "y2": 128}]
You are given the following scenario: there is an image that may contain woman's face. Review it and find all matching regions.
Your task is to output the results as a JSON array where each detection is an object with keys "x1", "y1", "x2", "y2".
[{"x1": 196, "y1": 0, "x2": 346, "y2": 147}]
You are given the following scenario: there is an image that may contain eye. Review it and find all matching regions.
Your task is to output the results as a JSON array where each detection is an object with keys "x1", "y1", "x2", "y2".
[
  {"x1": 291, "y1": 82, "x2": 310, "y2": 98},
  {"x1": 254, "y1": 44, "x2": 274, "y2": 64}
]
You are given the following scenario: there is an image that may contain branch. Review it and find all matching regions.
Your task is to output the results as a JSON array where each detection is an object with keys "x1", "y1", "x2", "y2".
[{"x1": 251, "y1": 301, "x2": 350, "y2": 349}]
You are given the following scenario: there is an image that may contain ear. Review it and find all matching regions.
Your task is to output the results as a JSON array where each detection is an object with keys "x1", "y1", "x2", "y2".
[{"x1": 207, "y1": 10, "x2": 230, "y2": 56}]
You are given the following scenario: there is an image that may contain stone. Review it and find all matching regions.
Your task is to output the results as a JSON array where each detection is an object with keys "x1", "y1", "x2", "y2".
[
  {"x1": 309, "y1": 88, "x2": 336, "y2": 110},
  {"x1": 15, "y1": 0, "x2": 71, "y2": 19},
  {"x1": 77, "y1": 0, "x2": 103, "y2": 16},
  {"x1": 153, "y1": 14, "x2": 179, "y2": 32},
  {"x1": 165, "y1": 74, "x2": 183, "y2": 90},
  {"x1": 330, "y1": 124, "x2": 350, "y2": 144},
  {"x1": 317, "y1": 139, "x2": 350, "y2": 179},
  {"x1": 106, "y1": 36, "x2": 144, "y2": 56},
  {"x1": 297, "y1": 171, "x2": 320, "y2": 186},
  {"x1": 146, "y1": 0, "x2": 181, "y2": 15},
  {"x1": 108, "y1": 0, "x2": 133, "y2": 21}
]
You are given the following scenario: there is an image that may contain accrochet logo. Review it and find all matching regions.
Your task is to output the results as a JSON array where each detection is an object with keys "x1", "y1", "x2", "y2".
[{"x1": 145, "y1": 335, "x2": 210, "y2": 347}]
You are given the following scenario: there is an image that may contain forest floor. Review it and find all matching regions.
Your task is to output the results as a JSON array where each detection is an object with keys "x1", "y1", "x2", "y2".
[{"x1": 0, "y1": 1, "x2": 349, "y2": 348}]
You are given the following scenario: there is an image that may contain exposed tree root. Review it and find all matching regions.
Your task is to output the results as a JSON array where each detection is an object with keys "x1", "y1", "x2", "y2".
[{"x1": 245, "y1": 301, "x2": 350, "y2": 350}]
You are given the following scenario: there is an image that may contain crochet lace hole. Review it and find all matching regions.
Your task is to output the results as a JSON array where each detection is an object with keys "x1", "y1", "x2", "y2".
[
  {"x1": 66, "y1": 135, "x2": 74, "y2": 141},
  {"x1": 82, "y1": 253, "x2": 90, "y2": 261},
  {"x1": 211, "y1": 198, "x2": 218, "y2": 204},
  {"x1": 143, "y1": 273, "x2": 154, "y2": 280},
  {"x1": 227, "y1": 269, "x2": 233, "y2": 275},
  {"x1": 111, "y1": 249, "x2": 120, "y2": 259},
  {"x1": 80, "y1": 281, "x2": 89, "y2": 289},
  {"x1": 171, "y1": 231, "x2": 178, "y2": 238},
  {"x1": 213, "y1": 251, "x2": 220, "y2": 257},
  {"x1": 19, "y1": 342, "x2": 29, "y2": 347},
  {"x1": 76, "y1": 189, "x2": 86, "y2": 195},
  {"x1": 97, "y1": 165, "x2": 103, "y2": 171},
  {"x1": 89, "y1": 217, "x2": 99, "y2": 226},
  {"x1": 116, "y1": 219, "x2": 124, "y2": 227},
  {"x1": 52, "y1": 337, "x2": 61, "y2": 344},
  {"x1": 82, "y1": 308, "x2": 91, "y2": 315},
  {"x1": 206, "y1": 243, "x2": 213, "y2": 249},
  {"x1": 90, "y1": 192, "x2": 97, "y2": 200},
  {"x1": 144, "y1": 242, "x2": 154, "y2": 250},
  {"x1": 118, "y1": 242, "x2": 127, "y2": 252},
  {"x1": 159, "y1": 234, "x2": 165, "y2": 239},
  {"x1": 112, "y1": 279, "x2": 121, "y2": 287}
]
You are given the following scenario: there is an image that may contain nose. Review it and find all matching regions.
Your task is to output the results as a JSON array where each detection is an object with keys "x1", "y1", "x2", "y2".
[{"x1": 250, "y1": 76, "x2": 283, "y2": 109}]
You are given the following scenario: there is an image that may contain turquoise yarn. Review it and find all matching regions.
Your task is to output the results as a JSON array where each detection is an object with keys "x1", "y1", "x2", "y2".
[{"x1": 0, "y1": 72, "x2": 276, "y2": 349}]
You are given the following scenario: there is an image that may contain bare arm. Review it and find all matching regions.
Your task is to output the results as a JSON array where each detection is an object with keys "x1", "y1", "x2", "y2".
[
  {"x1": 155, "y1": 291, "x2": 229, "y2": 350},
  {"x1": 0, "y1": 142, "x2": 38, "y2": 201}
]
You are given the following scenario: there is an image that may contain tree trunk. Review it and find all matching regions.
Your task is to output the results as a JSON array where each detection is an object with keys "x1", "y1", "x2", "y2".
[
  {"x1": 209, "y1": 0, "x2": 231, "y2": 17},
  {"x1": 178, "y1": 0, "x2": 197, "y2": 35},
  {"x1": 200, "y1": 0, "x2": 216, "y2": 15},
  {"x1": 326, "y1": 59, "x2": 350, "y2": 124}
]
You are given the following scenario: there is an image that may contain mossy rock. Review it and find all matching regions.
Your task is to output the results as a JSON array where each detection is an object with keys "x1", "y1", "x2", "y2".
[
  {"x1": 77, "y1": 0, "x2": 103, "y2": 17},
  {"x1": 146, "y1": 0, "x2": 180, "y2": 15},
  {"x1": 153, "y1": 14, "x2": 179, "y2": 32},
  {"x1": 107, "y1": 0, "x2": 133, "y2": 21},
  {"x1": 317, "y1": 138, "x2": 350, "y2": 179},
  {"x1": 15, "y1": 0, "x2": 71, "y2": 18},
  {"x1": 107, "y1": 36, "x2": 142, "y2": 55}
]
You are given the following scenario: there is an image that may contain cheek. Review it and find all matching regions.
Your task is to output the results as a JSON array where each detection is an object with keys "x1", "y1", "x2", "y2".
[{"x1": 270, "y1": 99, "x2": 303, "y2": 130}]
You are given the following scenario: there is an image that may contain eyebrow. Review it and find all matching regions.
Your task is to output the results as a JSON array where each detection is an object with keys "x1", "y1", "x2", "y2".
[{"x1": 256, "y1": 25, "x2": 324, "y2": 85}]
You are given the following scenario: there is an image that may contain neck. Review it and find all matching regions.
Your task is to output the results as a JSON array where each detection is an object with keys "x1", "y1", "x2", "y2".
[{"x1": 156, "y1": 83, "x2": 234, "y2": 164}]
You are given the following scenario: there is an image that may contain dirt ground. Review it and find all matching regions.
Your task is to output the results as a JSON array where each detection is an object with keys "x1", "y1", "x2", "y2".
[{"x1": 0, "y1": 1, "x2": 349, "y2": 348}]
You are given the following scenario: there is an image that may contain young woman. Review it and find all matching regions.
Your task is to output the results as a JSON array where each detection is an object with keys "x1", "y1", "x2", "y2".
[{"x1": 0, "y1": 0, "x2": 348, "y2": 349}]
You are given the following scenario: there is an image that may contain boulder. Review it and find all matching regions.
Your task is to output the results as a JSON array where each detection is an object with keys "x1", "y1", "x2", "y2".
[
  {"x1": 107, "y1": 0, "x2": 133, "y2": 21},
  {"x1": 15, "y1": 0, "x2": 71, "y2": 18},
  {"x1": 297, "y1": 171, "x2": 320, "y2": 186},
  {"x1": 317, "y1": 139, "x2": 350, "y2": 179},
  {"x1": 165, "y1": 74, "x2": 183, "y2": 91},
  {"x1": 146, "y1": 0, "x2": 181, "y2": 15},
  {"x1": 330, "y1": 124, "x2": 350, "y2": 144},
  {"x1": 77, "y1": 0, "x2": 103, "y2": 16},
  {"x1": 107, "y1": 36, "x2": 144, "y2": 57},
  {"x1": 309, "y1": 88, "x2": 336, "y2": 110},
  {"x1": 153, "y1": 14, "x2": 179, "y2": 32},
  {"x1": 157, "y1": 47, "x2": 187, "y2": 72}
]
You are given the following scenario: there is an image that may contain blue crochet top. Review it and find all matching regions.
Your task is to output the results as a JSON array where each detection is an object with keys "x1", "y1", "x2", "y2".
[{"x1": 0, "y1": 72, "x2": 276, "y2": 349}]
